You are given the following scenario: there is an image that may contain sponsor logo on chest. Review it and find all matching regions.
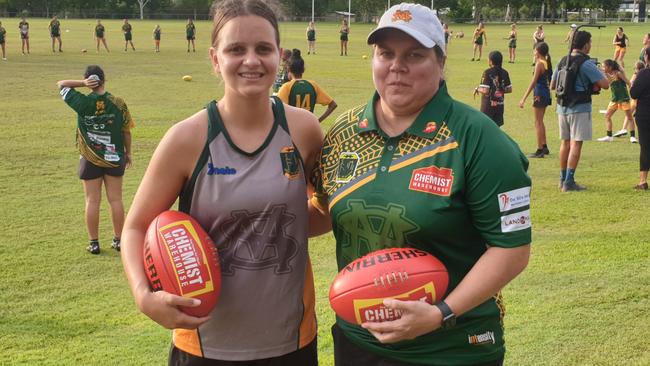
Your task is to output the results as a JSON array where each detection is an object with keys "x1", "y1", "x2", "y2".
[
  {"x1": 408, "y1": 166, "x2": 454, "y2": 196},
  {"x1": 207, "y1": 163, "x2": 237, "y2": 176}
]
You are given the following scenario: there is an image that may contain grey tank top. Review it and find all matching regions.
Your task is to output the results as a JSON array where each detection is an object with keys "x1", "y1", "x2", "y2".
[{"x1": 178, "y1": 98, "x2": 311, "y2": 360}]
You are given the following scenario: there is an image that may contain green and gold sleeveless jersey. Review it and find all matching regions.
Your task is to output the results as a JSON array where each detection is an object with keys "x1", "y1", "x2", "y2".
[
  {"x1": 277, "y1": 79, "x2": 333, "y2": 113},
  {"x1": 60, "y1": 87, "x2": 135, "y2": 167},
  {"x1": 312, "y1": 82, "x2": 531, "y2": 365},
  {"x1": 49, "y1": 20, "x2": 60, "y2": 36},
  {"x1": 186, "y1": 23, "x2": 195, "y2": 38},
  {"x1": 609, "y1": 77, "x2": 630, "y2": 103},
  {"x1": 122, "y1": 23, "x2": 132, "y2": 34},
  {"x1": 0, "y1": 26, "x2": 6, "y2": 43}
]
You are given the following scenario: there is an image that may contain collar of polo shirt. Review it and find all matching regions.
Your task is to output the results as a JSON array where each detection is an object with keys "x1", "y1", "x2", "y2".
[{"x1": 357, "y1": 81, "x2": 453, "y2": 139}]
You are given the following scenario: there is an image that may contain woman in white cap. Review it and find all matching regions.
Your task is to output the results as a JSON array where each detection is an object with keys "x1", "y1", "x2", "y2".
[
  {"x1": 564, "y1": 23, "x2": 577, "y2": 43},
  {"x1": 310, "y1": 3, "x2": 531, "y2": 366}
]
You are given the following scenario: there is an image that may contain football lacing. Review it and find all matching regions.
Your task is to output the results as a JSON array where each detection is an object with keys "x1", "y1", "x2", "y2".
[{"x1": 373, "y1": 271, "x2": 409, "y2": 288}]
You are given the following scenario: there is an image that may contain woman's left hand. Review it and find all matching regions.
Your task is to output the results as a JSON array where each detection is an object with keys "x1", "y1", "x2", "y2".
[{"x1": 361, "y1": 298, "x2": 442, "y2": 344}]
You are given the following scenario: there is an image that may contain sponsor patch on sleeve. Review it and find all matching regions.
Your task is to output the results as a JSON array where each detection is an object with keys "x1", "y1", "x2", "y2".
[
  {"x1": 500, "y1": 210, "x2": 531, "y2": 233},
  {"x1": 497, "y1": 187, "x2": 531, "y2": 212}
]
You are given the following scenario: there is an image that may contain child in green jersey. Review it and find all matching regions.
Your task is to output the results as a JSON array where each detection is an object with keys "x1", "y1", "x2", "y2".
[
  {"x1": 339, "y1": 19, "x2": 349, "y2": 56},
  {"x1": 49, "y1": 15, "x2": 63, "y2": 52},
  {"x1": 306, "y1": 21, "x2": 316, "y2": 54},
  {"x1": 153, "y1": 25, "x2": 161, "y2": 52},
  {"x1": 186, "y1": 18, "x2": 196, "y2": 52},
  {"x1": 122, "y1": 19, "x2": 135, "y2": 52},
  {"x1": 597, "y1": 59, "x2": 637, "y2": 143}
]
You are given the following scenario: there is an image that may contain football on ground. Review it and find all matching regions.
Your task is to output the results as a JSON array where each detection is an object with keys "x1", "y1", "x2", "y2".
[
  {"x1": 329, "y1": 247, "x2": 448, "y2": 325},
  {"x1": 143, "y1": 210, "x2": 221, "y2": 317}
]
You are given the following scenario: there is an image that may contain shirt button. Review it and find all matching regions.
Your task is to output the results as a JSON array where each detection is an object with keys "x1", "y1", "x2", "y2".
[
  {"x1": 380, "y1": 166, "x2": 387, "y2": 172},
  {"x1": 387, "y1": 145, "x2": 394, "y2": 151}
]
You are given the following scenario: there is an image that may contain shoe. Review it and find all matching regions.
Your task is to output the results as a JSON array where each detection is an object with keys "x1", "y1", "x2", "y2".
[
  {"x1": 630, "y1": 136, "x2": 638, "y2": 143},
  {"x1": 634, "y1": 182, "x2": 648, "y2": 190},
  {"x1": 542, "y1": 146, "x2": 550, "y2": 155},
  {"x1": 613, "y1": 129, "x2": 628, "y2": 137},
  {"x1": 87, "y1": 241, "x2": 100, "y2": 255},
  {"x1": 471, "y1": 58, "x2": 475, "y2": 61},
  {"x1": 562, "y1": 181, "x2": 587, "y2": 192},
  {"x1": 2, "y1": 58, "x2": 6, "y2": 61},
  {"x1": 597, "y1": 136, "x2": 613, "y2": 142},
  {"x1": 111, "y1": 237, "x2": 121, "y2": 252},
  {"x1": 476, "y1": 58, "x2": 480, "y2": 61},
  {"x1": 527, "y1": 149, "x2": 545, "y2": 158}
]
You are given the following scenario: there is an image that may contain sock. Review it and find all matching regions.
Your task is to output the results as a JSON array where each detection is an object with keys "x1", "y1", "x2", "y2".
[
  {"x1": 607, "y1": 130, "x2": 612, "y2": 137},
  {"x1": 566, "y1": 168, "x2": 576, "y2": 183},
  {"x1": 543, "y1": 144, "x2": 548, "y2": 149},
  {"x1": 112, "y1": 236, "x2": 120, "y2": 242},
  {"x1": 560, "y1": 169, "x2": 567, "y2": 182},
  {"x1": 630, "y1": 130, "x2": 636, "y2": 137}
]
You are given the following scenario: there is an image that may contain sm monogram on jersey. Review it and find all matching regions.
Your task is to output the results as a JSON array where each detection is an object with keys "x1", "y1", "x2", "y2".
[{"x1": 207, "y1": 163, "x2": 237, "y2": 175}]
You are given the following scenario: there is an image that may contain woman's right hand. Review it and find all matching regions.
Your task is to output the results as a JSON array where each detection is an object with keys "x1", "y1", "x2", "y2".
[
  {"x1": 137, "y1": 290, "x2": 211, "y2": 330},
  {"x1": 519, "y1": 99, "x2": 525, "y2": 108}
]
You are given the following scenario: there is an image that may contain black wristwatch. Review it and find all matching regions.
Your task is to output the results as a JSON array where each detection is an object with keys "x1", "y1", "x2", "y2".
[{"x1": 435, "y1": 300, "x2": 456, "y2": 330}]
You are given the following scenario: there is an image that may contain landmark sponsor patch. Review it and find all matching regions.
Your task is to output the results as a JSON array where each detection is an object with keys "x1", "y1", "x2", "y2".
[{"x1": 500, "y1": 210, "x2": 531, "y2": 233}]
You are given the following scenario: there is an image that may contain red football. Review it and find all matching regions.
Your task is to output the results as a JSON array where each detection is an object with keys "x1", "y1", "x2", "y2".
[
  {"x1": 143, "y1": 210, "x2": 221, "y2": 317},
  {"x1": 329, "y1": 247, "x2": 448, "y2": 325}
]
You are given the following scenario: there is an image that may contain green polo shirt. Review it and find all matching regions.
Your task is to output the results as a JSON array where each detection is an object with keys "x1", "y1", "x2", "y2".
[{"x1": 313, "y1": 82, "x2": 531, "y2": 365}]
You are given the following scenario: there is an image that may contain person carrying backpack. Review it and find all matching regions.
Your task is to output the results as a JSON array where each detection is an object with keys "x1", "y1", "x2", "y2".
[
  {"x1": 476, "y1": 50, "x2": 512, "y2": 127},
  {"x1": 551, "y1": 30, "x2": 609, "y2": 192}
]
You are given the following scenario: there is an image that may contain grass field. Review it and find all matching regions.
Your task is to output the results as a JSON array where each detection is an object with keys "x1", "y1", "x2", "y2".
[{"x1": 1, "y1": 18, "x2": 649, "y2": 365}]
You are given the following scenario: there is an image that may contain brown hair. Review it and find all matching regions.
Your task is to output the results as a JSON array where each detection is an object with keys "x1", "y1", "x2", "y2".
[{"x1": 210, "y1": 0, "x2": 280, "y2": 47}]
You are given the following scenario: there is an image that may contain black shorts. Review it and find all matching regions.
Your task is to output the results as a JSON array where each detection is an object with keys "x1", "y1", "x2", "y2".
[
  {"x1": 51, "y1": 32, "x2": 60, "y2": 37},
  {"x1": 533, "y1": 95, "x2": 552, "y2": 108},
  {"x1": 21, "y1": 33, "x2": 29, "y2": 40},
  {"x1": 186, "y1": 36, "x2": 195, "y2": 41},
  {"x1": 332, "y1": 324, "x2": 504, "y2": 366},
  {"x1": 481, "y1": 108, "x2": 504, "y2": 127},
  {"x1": 124, "y1": 33, "x2": 132, "y2": 41},
  {"x1": 78, "y1": 156, "x2": 125, "y2": 180},
  {"x1": 168, "y1": 338, "x2": 317, "y2": 366}
]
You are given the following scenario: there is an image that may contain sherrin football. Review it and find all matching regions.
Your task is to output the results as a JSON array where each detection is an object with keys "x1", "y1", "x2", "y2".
[
  {"x1": 143, "y1": 210, "x2": 221, "y2": 317},
  {"x1": 329, "y1": 247, "x2": 448, "y2": 325},
  {"x1": 182, "y1": 75, "x2": 192, "y2": 82}
]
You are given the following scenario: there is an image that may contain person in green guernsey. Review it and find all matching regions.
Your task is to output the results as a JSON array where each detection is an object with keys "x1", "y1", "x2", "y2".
[
  {"x1": 121, "y1": 1, "x2": 324, "y2": 365},
  {"x1": 306, "y1": 21, "x2": 316, "y2": 54},
  {"x1": 57, "y1": 65, "x2": 135, "y2": 255},
  {"x1": 277, "y1": 48, "x2": 338, "y2": 122},
  {"x1": 94, "y1": 19, "x2": 109, "y2": 53},
  {"x1": 309, "y1": 3, "x2": 531, "y2": 365},
  {"x1": 186, "y1": 18, "x2": 196, "y2": 52},
  {"x1": 153, "y1": 24, "x2": 161, "y2": 52},
  {"x1": 122, "y1": 19, "x2": 135, "y2": 52},
  {"x1": 49, "y1": 15, "x2": 62, "y2": 52},
  {"x1": 596, "y1": 59, "x2": 636, "y2": 143},
  {"x1": 340, "y1": 19, "x2": 349, "y2": 56},
  {"x1": 0, "y1": 21, "x2": 6, "y2": 61}
]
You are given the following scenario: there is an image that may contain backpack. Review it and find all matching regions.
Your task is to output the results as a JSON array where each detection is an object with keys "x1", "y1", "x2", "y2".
[{"x1": 555, "y1": 52, "x2": 592, "y2": 107}]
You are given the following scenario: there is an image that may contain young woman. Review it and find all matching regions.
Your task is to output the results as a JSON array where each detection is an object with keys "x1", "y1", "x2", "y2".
[
  {"x1": 277, "y1": 49, "x2": 338, "y2": 122},
  {"x1": 49, "y1": 15, "x2": 63, "y2": 52},
  {"x1": 121, "y1": 1, "x2": 323, "y2": 365},
  {"x1": 339, "y1": 19, "x2": 349, "y2": 56},
  {"x1": 613, "y1": 27, "x2": 629, "y2": 68},
  {"x1": 306, "y1": 21, "x2": 316, "y2": 54},
  {"x1": 0, "y1": 22, "x2": 6, "y2": 61},
  {"x1": 532, "y1": 25, "x2": 544, "y2": 65},
  {"x1": 18, "y1": 17, "x2": 29, "y2": 55},
  {"x1": 186, "y1": 18, "x2": 196, "y2": 52},
  {"x1": 57, "y1": 65, "x2": 135, "y2": 254},
  {"x1": 471, "y1": 22, "x2": 486, "y2": 61},
  {"x1": 519, "y1": 42, "x2": 552, "y2": 158},
  {"x1": 597, "y1": 59, "x2": 636, "y2": 143},
  {"x1": 476, "y1": 50, "x2": 512, "y2": 126},
  {"x1": 122, "y1": 19, "x2": 136, "y2": 52},
  {"x1": 94, "y1": 20, "x2": 109, "y2": 53},
  {"x1": 443, "y1": 23, "x2": 450, "y2": 52},
  {"x1": 506, "y1": 23, "x2": 517, "y2": 63},
  {"x1": 153, "y1": 25, "x2": 161, "y2": 52}
]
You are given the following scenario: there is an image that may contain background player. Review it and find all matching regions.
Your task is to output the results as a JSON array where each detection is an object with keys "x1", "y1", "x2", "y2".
[
  {"x1": 49, "y1": 15, "x2": 62, "y2": 52},
  {"x1": 18, "y1": 17, "x2": 29, "y2": 55},
  {"x1": 153, "y1": 25, "x2": 161, "y2": 52},
  {"x1": 122, "y1": 19, "x2": 135, "y2": 52},
  {"x1": 57, "y1": 65, "x2": 134, "y2": 254},
  {"x1": 95, "y1": 20, "x2": 109, "y2": 53},
  {"x1": 185, "y1": 18, "x2": 196, "y2": 52},
  {"x1": 278, "y1": 49, "x2": 338, "y2": 122}
]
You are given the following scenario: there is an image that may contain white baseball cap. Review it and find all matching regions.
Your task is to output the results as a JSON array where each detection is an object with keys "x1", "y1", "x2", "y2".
[
  {"x1": 571, "y1": 23, "x2": 577, "y2": 28},
  {"x1": 367, "y1": 3, "x2": 445, "y2": 54}
]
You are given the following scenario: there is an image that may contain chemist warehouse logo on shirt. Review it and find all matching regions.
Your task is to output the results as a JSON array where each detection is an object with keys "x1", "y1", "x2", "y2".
[{"x1": 408, "y1": 166, "x2": 453, "y2": 196}]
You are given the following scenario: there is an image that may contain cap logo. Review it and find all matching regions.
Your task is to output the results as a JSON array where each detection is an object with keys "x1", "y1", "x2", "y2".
[{"x1": 392, "y1": 10, "x2": 412, "y2": 23}]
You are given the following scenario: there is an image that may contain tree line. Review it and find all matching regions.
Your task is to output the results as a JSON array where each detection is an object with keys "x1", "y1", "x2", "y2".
[{"x1": 0, "y1": 0, "x2": 644, "y2": 22}]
